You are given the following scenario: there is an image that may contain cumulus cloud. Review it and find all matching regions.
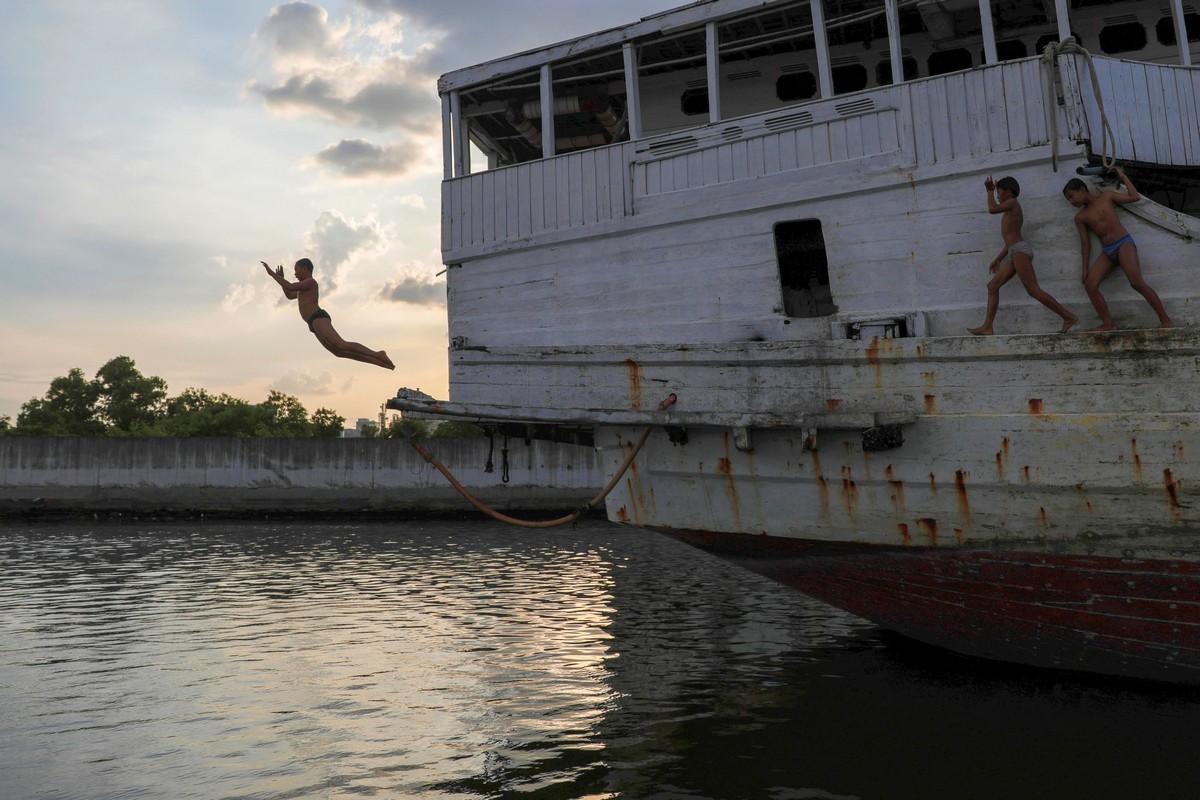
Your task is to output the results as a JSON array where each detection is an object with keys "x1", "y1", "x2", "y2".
[
  {"x1": 255, "y1": 2, "x2": 342, "y2": 66},
  {"x1": 312, "y1": 138, "x2": 420, "y2": 179},
  {"x1": 304, "y1": 210, "x2": 389, "y2": 291},
  {"x1": 221, "y1": 281, "x2": 261, "y2": 314},
  {"x1": 272, "y1": 367, "x2": 338, "y2": 395},
  {"x1": 380, "y1": 275, "x2": 444, "y2": 307}
]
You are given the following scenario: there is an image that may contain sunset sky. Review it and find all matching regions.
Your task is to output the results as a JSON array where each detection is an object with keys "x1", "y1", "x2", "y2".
[{"x1": 0, "y1": 1, "x2": 681, "y2": 425}]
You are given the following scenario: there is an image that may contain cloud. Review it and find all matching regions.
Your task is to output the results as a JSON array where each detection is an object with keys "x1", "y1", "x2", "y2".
[
  {"x1": 272, "y1": 367, "x2": 338, "y2": 395},
  {"x1": 380, "y1": 275, "x2": 444, "y2": 307},
  {"x1": 221, "y1": 281, "x2": 262, "y2": 314},
  {"x1": 304, "y1": 210, "x2": 388, "y2": 286},
  {"x1": 255, "y1": 2, "x2": 342, "y2": 67},
  {"x1": 311, "y1": 138, "x2": 421, "y2": 179}
]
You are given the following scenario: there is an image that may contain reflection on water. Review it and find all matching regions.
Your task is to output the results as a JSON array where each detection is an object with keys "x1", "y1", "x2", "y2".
[{"x1": 1, "y1": 519, "x2": 1198, "y2": 800}]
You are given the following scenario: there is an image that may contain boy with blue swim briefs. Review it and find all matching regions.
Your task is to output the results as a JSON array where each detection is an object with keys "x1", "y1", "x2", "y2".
[
  {"x1": 968, "y1": 175, "x2": 1078, "y2": 336},
  {"x1": 1062, "y1": 168, "x2": 1172, "y2": 331}
]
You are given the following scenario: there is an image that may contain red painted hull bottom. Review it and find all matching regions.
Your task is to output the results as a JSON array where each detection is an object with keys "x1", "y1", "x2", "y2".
[{"x1": 659, "y1": 528, "x2": 1200, "y2": 685}]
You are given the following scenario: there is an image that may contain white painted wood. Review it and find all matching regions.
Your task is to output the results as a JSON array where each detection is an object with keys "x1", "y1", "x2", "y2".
[
  {"x1": 451, "y1": 91, "x2": 465, "y2": 178},
  {"x1": 811, "y1": 0, "x2": 833, "y2": 98},
  {"x1": 885, "y1": 0, "x2": 904, "y2": 83},
  {"x1": 623, "y1": 42, "x2": 642, "y2": 140},
  {"x1": 1053, "y1": 0, "x2": 1070, "y2": 43},
  {"x1": 707, "y1": 21, "x2": 722, "y2": 123},
  {"x1": 540, "y1": 65, "x2": 556, "y2": 160},
  {"x1": 442, "y1": 94, "x2": 453, "y2": 180},
  {"x1": 978, "y1": 0, "x2": 997, "y2": 65},
  {"x1": 1172, "y1": 0, "x2": 1193, "y2": 66}
]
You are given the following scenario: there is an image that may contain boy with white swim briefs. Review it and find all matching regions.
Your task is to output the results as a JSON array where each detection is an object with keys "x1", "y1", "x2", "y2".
[{"x1": 969, "y1": 176, "x2": 1078, "y2": 336}]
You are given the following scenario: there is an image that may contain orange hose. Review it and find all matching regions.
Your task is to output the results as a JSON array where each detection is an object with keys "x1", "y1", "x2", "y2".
[{"x1": 407, "y1": 394, "x2": 677, "y2": 528}]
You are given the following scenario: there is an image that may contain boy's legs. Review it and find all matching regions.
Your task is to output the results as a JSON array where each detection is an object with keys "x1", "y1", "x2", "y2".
[
  {"x1": 1012, "y1": 252, "x2": 1078, "y2": 332},
  {"x1": 968, "y1": 260, "x2": 1016, "y2": 335},
  {"x1": 1114, "y1": 242, "x2": 1173, "y2": 328},
  {"x1": 1082, "y1": 254, "x2": 1118, "y2": 331},
  {"x1": 312, "y1": 318, "x2": 395, "y2": 370}
]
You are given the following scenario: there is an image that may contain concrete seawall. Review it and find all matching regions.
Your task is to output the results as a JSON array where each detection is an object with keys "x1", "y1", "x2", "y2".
[{"x1": 0, "y1": 437, "x2": 603, "y2": 515}]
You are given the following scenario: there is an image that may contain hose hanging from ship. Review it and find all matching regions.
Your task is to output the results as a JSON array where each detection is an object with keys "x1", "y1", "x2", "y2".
[
  {"x1": 404, "y1": 393, "x2": 677, "y2": 528},
  {"x1": 1041, "y1": 37, "x2": 1117, "y2": 173}
]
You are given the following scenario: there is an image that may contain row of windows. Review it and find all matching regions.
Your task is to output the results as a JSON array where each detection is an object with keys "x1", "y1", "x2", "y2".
[{"x1": 682, "y1": 16, "x2": 1196, "y2": 115}]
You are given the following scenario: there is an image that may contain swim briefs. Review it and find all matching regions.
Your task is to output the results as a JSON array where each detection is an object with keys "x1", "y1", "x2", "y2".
[
  {"x1": 1003, "y1": 240, "x2": 1034, "y2": 263},
  {"x1": 306, "y1": 309, "x2": 331, "y2": 333},
  {"x1": 1101, "y1": 233, "x2": 1135, "y2": 262}
]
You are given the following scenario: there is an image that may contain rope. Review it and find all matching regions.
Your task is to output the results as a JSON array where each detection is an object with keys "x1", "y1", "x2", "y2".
[
  {"x1": 1041, "y1": 37, "x2": 1117, "y2": 173},
  {"x1": 404, "y1": 393, "x2": 677, "y2": 528}
]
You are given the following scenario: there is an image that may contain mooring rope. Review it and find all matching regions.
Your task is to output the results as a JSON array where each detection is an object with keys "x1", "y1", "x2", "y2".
[
  {"x1": 405, "y1": 393, "x2": 677, "y2": 528},
  {"x1": 1042, "y1": 37, "x2": 1117, "y2": 173}
]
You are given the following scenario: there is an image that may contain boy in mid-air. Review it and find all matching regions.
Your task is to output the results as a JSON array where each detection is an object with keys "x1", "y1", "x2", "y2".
[
  {"x1": 969, "y1": 176, "x2": 1077, "y2": 336},
  {"x1": 263, "y1": 258, "x2": 395, "y2": 370},
  {"x1": 1062, "y1": 168, "x2": 1172, "y2": 330}
]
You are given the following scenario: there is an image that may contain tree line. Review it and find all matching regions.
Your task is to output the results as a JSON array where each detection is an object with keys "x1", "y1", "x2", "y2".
[
  {"x1": 0, "y1": 356, "x2": 484, "y2": 440},
  {"x1": 0, "y1": 356, "x2": 347, "y2": 438}
]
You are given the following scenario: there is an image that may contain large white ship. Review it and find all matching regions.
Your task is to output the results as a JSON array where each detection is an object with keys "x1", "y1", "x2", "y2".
[{"x1": 393, "y1": 0, "x2": 1200, "y2": 683}]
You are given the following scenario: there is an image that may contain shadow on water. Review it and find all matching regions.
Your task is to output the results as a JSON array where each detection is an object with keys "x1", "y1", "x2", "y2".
[{"x1": 1, "y1": 519, "x2": 1198, "y2": 800}]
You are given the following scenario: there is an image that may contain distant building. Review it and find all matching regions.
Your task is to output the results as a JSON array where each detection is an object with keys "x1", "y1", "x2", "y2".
[{"x1": 342, "y1": 418, "x2": 376, "y2": 438}]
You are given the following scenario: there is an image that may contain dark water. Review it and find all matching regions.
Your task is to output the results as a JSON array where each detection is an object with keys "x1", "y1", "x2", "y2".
[{"x1": 2, "y1": 519, "x2": 1198, "y2": 800}]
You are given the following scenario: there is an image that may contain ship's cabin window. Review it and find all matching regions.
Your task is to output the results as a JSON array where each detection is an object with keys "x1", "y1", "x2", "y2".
[
  {"x1": 877, "y1": 56, "x2": 918, "y2": 85},
  {"x1": 832, "y1": 62, "x2": 869, "y2": 94},
  {"x1": 928, "y1": 48, "x2": 972, "y2": 76},
  {"x1": 777, "y1": 71, "x2": 818, "y2": 102},
  {"x1": 994, "y1": 40, "x2": 1028, "y2": 61},
  {"x1": 1157, "y1": 13, "x2": 1200, "y2": 45},
  {"x1": 775, "y1": 220, "x2": 835, "y2": 318},
  {"x1": 681, "y1": 86, "x2": 709, "y2": 116},
  {"x1": 1099, "y1": 22, "x2": 1147, "y2": 54}
]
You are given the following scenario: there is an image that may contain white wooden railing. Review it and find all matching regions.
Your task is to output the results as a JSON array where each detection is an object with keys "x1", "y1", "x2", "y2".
[
  {"x1": 442, "y1": 58, "x2": 1057, "y2": 257},
  {"x1": 1061, "y1": 54, "x2": 1200, "y2": 166}
]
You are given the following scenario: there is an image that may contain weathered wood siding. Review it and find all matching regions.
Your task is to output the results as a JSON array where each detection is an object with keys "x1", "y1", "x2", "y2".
[
  {"x1": 442, "y1": 59, "x2": 1058, "y2": 258},
  {"x1": 1062, "y1": 54, "x2": 1200, "y2": 165}
]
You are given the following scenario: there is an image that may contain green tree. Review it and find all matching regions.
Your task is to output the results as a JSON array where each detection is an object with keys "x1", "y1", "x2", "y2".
[
  {"x1": 310, "y1": 408, "x2": 346, "y2": 438},
  {"x1": 429, "y1": 421, "x2": 486, "y2": 439},
  {"x1": 256, "y1": 391, "x2": 312, "y2": 437},
  {"x1": 381, "y1": 417, "x2": 431, "y2": 439},
  {"x1": 95, "y1": 356, "x2": 168, "y2": 433},
  {"x1": 0, "y1": 414, "x2": 11, "y2": 434},
  {"x1": 16, "y1": 368, "x2": 104, "y2": 436}
]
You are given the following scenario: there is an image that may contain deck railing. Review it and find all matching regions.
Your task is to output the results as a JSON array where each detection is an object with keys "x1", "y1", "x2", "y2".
[
  {"x1": 1061, "y1": 54, "x2": 1200, "y2": 166},
  {"x1": 442, "y1": 57, "x2": 1057, "y2": 258}
]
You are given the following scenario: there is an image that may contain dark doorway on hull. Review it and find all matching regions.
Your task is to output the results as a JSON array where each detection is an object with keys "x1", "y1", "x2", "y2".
[{"x1": 775, "y1": 220, "x2": 836, "y2": 318}]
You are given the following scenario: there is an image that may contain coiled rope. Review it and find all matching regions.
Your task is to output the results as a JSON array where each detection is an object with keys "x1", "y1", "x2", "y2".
[
  {"x1": 405, "y1": 393, "x2": 677, "y2": 528},
  {"x1": 1041, "y1": 37, "x2": 1117, "y2": 173}
]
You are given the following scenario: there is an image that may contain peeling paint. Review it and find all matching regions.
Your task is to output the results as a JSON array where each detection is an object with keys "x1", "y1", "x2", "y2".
[
  {"x1": 1165, "y1": 468, "x2": 1183, "y2": 522},
  {"x1": 954, "y1": 470, "x2": 972, "y2": 525},
  {"x1": 916, "y1": 517, "x2": 938, "y2": 545},
  {"x1": 624, "y1": 358, "x2": 642, "y2": 410}
]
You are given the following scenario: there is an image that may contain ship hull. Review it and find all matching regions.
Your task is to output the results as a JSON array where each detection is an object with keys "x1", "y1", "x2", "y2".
[{"x1": 662, "y1": 527, "x2": 1200, "y2": 684}]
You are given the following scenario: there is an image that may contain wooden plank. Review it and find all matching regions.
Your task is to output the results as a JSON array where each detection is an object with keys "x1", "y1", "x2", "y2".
[
  {"x1": 1127, "y1": 63, "x2": 1155, "y2": 162},
  {"x1": 566, "y1": 154, "x2": 583, "y2": 226},
  {"x1": 1161, "y1": 69, "x2": 1187, "y2": 164},
  {"x1": 703, "y1": 146, "x2": 721, "y2": 188},
  {"x1": 909, "y1": 83, "x2": 935, "y2": 165},
  {"x1": 1147, "y1": 65, "x2": 1174, "y2": 166},
  {"x1": 860, "y1": 112, "x2": 880, "y2": 157},
  {"x1": 984, "y1": 65, "x2": 1010, "y2": 153},
  {"x1": 717, "y1": 144, "x2": 734, "y2": 184},
  {"x1": 764, "y1": 132, "x2": 782, "y2": 175},
  {"x1": 687, "y1": 150, "x2": 705, "y2": 189},
  {"x1": 471, "y1": 172, "x2": 485, "y2": 245},
  {"x1": 961, "y1": 72, "x2": 990, "y2": 157},
  {"x1": 529, "y1": 161, "x2": 546, "y2": 233},
  {"x1": 731, "y1": 140, "x2": 750, "y2": 181},
  {"x1": 780, "y1": 130, "x2": 800, "y2": 172},
  {"x1": 945, "y1": 73, "x2": 972, "y2": 159},
  {"x1": 812, "y1": 122, "x2": 832, "y2": 165},
  {"x1": 581, "y1": 150, "x2": 598, "y2": 224},
  {"x1": 516, "y1": 164, "x2": 531, "y2": 237},
  {"x1": 1181, "y1": 70, "x2": 1200, "y2": 164},
  {"x1": 1004, "y1": 61, "x2": 1030, "y2": 147},
  {"x1": 442, "y1": 180, "x2": 455, "y2": 252},
  {"x1": 543, "y1": 158, "x2": 559, "y2": 230},
  {"x1": 747, "y1": 136, "x2": 766, "y2": 178},
  {"x1": 928, "y1": 79, "x2": 952, "y2": 164}
]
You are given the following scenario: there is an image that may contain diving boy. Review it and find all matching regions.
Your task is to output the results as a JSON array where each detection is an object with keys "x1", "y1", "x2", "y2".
[
  {"x1": 1062, "y1": 168, "x2": 1172, "y2": 330},
  {"x1": 968, "y1": 176, "x2": 1078, "y2": 336},
  {"x1": 263, "y1": 258, "x2": 395, "y2": 370}
]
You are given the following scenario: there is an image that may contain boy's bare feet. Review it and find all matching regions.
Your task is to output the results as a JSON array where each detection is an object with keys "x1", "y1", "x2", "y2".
[
  {"x1": 1060, "y1": 314, "x2": 1079, "y2": 333},
  {"x1": 1160, "y1": 318, "x2": 1175, "y2": 329},
  {"x1": 967, "y1": 325, "x2": 993, "y2": 336}
]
